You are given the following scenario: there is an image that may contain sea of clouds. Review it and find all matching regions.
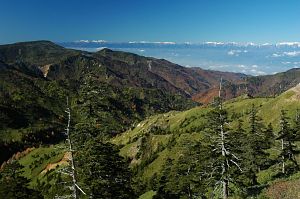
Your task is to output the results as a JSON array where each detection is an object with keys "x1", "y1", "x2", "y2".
[{"x1": 60, "y1": 41, "x2": 300, "y2": 76}]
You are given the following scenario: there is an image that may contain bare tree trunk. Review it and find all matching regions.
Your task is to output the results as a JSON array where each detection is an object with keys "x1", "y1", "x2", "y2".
[
  {"x1": 65, "y1": 97, "x2": 86, "y2": 198},
  {"x1": 55, "y1": 98, "x2": 86, "y2": 199},
  {"x1": 219, "y1": 77, "x2": 222, "y2": 98},
  {"x1": 222, "y1": 179, "x2": 228, "y2": 199},
  {"x1": 186, "y1": 166, "x2": 192, "y2": 199},
  {"x1": 65, "y1": 105, "x2": 78, "y2": 199},
  {"x1": 188, "y1": 184, "x2": 192, "y2": 199},
  {"x1": 219, "y1": 77, "x2": 223, "y2": 109},
  {"x1": 220, "y1": 122, "x2": 228, "y2": 199},
  {"x1": 281, "y1": 138, "x2": 285, "y2": 174},
  {"x1": 219, "y1": 77, "x2": 228, "y2": 199}
]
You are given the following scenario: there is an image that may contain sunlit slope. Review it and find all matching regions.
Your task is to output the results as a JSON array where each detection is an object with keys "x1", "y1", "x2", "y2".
[{"x1": 112, "y1": 84, "x2": 300, "y2": 182}]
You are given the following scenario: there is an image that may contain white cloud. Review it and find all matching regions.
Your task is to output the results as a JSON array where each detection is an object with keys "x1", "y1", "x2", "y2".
[
  {"x1": 276, "y1": 42, "x2": 300, "y2": 47},
  {"x1": 250, "y1": 69, "x2": 266, "y2": 76},
  {"x1": 230, "y1": 64, "x2": 266, "y2": 76},
  {"x1": 284, "y1": 51, "x2": 300, "y2": 57},
  {"x1": 271, "y1": 53, "x2": 281, "y2": 57},
  {"x1": 154, "y1": 41, "x2": 176, "y2": 45},
  {"x1": 271, "y1": 51, "x2": 300, "y2": 57},
  {"x1": 262, "y1": 43, "x2": 271, "y2": 46},
  {"x1": 205, "y1": 42, "x2": 225, "y2": 45},
  {"x1": 227, "y1": 50, "x2": 248, "y2": 56},
  {"x1": 91, "y1": 40, "x2": 106, "y2": 43},
  {"x1": 204, "y1": 64, "x2": 267, "y2": 76},
  {"x1": 208, "y1": 65, "x2": 229, "y2": 69},
  {"x1": 96, "y1": 47, "x2": 107, "y2": 51},
  {"x1": 237, "y1": 64, "x2": 247, "y2": 68},
  {"x1": 227, "y1": 50, "x2": 235, "y2": 56},
  {"x1": 76, "y1": 40, "x2": 89, "y2": 43},
  {"x1": 129, "y1": 41, "x2": 176, "y2": 45}
]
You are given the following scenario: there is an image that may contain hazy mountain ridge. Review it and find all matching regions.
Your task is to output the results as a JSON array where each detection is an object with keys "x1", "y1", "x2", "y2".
[
  {"x1": 0, "y1": 41, "x2": 248, "y2": 98},
  {"x1": 60, "y1": 40, "x2": 300, "y2": 76}
]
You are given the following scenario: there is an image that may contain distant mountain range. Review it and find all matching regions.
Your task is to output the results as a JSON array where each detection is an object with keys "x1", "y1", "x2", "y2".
[
  {"x1": 58, "y1": 40, "x2": 300, "y2": 76},
  {"x1": 1, "y1": 41, "x2": 300, "y2": 106},
  {"x1": 61, "y1": 40, "x2": 300, "y2": 48}
]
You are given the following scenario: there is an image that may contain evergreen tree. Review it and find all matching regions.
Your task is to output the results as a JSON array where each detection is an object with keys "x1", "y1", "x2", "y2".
[
  {"x1": 37, "y1": 169, "x2": 73, "y2": 199},
  {"x1": 153, "y1": 158, "x2": 176, "y2": 199},
  {"x1": 243, "y1": 104, "x2": 270, "y2": 186},
  {"x1": 264, "y1": 123, "x2": 275, "y2": 150},
  {"x1": 154, "y1": 141, "x2": 211, "y2": 199},
  {"x1": 76, "y1": 137, "x2": 135, "y2": 199},
  {"x1": 277, "y1": 110, "x2": 299, "y2": 174},
  {"x1": 205, "y1": 107, "x2": 243, "y2": 199},
  {"x1": 0, "y1": 161, "x2": 42, "y2": 199},
  {"x1": 203, "y1": 78, "x2": 243, "y2": 199}
]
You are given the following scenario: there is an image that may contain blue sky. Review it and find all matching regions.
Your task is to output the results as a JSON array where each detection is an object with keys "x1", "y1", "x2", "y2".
[{"x1": 1, "y1": 0, "x2": 300, "y2": 44}]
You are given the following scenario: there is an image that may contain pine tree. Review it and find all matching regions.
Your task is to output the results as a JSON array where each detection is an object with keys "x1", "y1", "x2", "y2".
[
  {"x1": 264, "y1": 123, "x2": 275, "y2": 150},
  {"x1": 243, "y1": 104, "x2": 270, "y2": 186},
  {"x1": 204, "y1": 78, "x2": 243, "y2": 199},
  {"x1": 153, "y1": 158, "x2": 176, "y2": 199},
  {"x1": 277, "y1": 110, "x2": 299, "y2": 174},
  {"x1": 76, "y1": 137, "x2": 135, "y2": 199},
  {"x1": 206, "y1": 107, "x2": 243, "y2": 199},
  {"x1": 0, "y1": 161, "x2": 42, "y2": 199},
  {"x1": 154, "y1": 141, "x2": 211, "y2": 199}
]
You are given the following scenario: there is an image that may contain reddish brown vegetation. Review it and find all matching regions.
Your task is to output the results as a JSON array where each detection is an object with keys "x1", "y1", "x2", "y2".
[{"x1": 266, "y1": 179, "x2": 300, "y2": 199}]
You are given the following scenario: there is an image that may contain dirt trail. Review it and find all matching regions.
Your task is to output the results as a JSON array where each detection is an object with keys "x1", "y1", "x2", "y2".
[{"x1": 41, "y1": 152, "x2": 71, "y2": 174}]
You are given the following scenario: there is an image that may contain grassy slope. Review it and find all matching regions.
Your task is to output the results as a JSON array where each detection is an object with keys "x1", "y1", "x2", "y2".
[
  {"x1": 112, "y1": 87, "x2": 300, "y2": 198},
  {"x1": 139, "y1": 190, "x2": 157, "y2": 199},
  {"x1": 18, "y1": 144, "x2": 65, "y2": 187}
]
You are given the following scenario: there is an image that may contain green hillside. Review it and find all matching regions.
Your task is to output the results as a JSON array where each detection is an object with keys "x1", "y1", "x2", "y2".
[
  {"x1": 0, "y1": 41, "x2": 198, "y2": 164},
  {"x1": 112, "y1": 84, "x2": 300, "y2": 198}
]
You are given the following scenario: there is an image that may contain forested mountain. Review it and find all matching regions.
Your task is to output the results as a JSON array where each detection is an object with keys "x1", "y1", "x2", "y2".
[
  {"x1": 193, "y1": 68, "x2": 300, "y2": 103},
  {"x1": 0, "y1": 41, "x2": 300, "y2": 199}
]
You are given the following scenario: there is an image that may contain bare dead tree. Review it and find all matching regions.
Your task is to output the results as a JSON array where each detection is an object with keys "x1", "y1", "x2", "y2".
[
  {"x1": 218, "y1": 77, "x2": 228, "y2": 199},
  {"x1": 281, "y1": 138, "x2": 285, "y2": 174},
  {"x1": 279, "y1": 111, "x2": 287, "y2": 174},
  {"x1": 212, "y1": 77, "x2": 242, "y2": 199},
  {"x1": 55, "y1": 97, "x2": 86, "y2": 199},
  {"x1": 218, "y1": 77, "x2": 223, "y2": 110},
  {"x1": 218, "y1": 77, "x2": 222, "y2": 99}
]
